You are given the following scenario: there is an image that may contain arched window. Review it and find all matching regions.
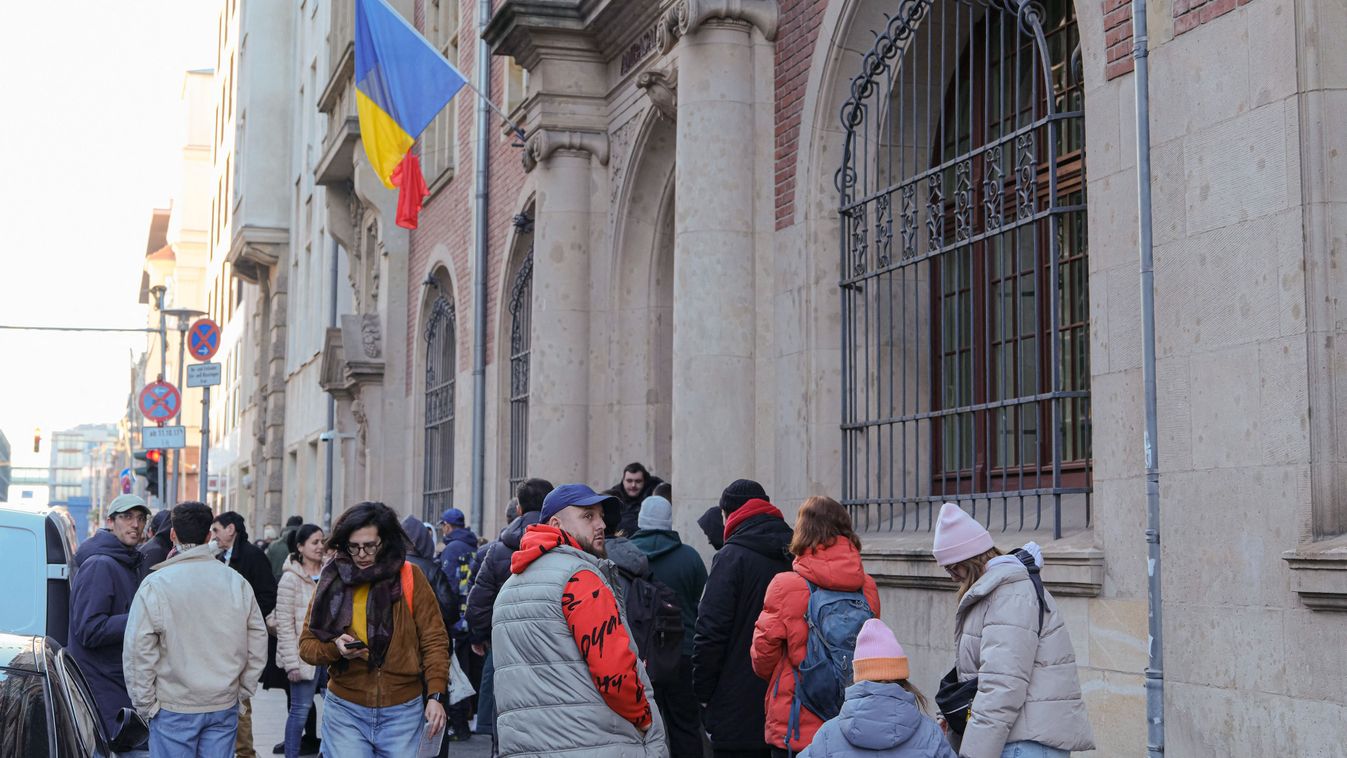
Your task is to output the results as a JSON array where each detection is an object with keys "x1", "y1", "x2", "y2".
[
  {"x1": 423, "y1": 290, "x2": 456, "y2": 520},
  {"x1": 506, "y1": 215, "x2": 534, "y2": 496},
  {"x1": 838, "y1": 0, "x2": 1089, "y2": 536}
]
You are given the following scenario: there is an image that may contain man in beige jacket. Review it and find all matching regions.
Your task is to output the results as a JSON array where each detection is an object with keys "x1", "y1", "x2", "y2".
[{"x1": 123, "y1": 501, "x2": 268, "y2": 758}]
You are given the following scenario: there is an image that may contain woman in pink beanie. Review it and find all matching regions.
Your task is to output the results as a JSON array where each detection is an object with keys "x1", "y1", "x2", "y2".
[
  {"x1": 932, "y1": 503, "x2": 1094, "y2": 758},
  {"x1": 798, "y1": 618, "x2": 954, "y2": 758}
]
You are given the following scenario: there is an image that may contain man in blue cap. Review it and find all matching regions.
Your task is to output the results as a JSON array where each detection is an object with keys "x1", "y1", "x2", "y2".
[
  {"x1": 491, "y1": 484, "x2": 666, "y2": 757},
  {"x1": 436, "y1": 507, "x2": 479, "y2": 739}
]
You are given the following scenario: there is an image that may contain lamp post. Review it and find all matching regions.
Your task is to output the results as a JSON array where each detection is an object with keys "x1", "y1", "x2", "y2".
[
  {"x1": 163, "y1": 308, "x2": 206, "y2": 509},
  {"x1": 148, "y1": 286, "x2": 168, "y2": 508}
]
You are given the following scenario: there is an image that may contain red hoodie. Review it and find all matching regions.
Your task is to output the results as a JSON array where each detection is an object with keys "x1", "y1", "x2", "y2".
[
  {"x1": 511, "y1": 524, "x2": 653, "y2": 731},
  {"x1": 750, "y1": 537, "x2": 881, "y2": 752}
]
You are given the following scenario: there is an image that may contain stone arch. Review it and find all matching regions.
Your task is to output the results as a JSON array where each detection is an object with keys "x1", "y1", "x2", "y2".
[
  {"x1": 495, "y1": 196, "x2": 536, "y2": 523},
  {"x1": 412, "y1": 256, "x2": 460, "y2": 522},
  {"x1": 605, "y1": 109, "x2": 677, "y2": 479}
]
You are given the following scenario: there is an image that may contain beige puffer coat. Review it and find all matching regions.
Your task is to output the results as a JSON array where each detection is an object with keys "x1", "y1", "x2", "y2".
[
  {"x1": 274, "y1": 559, "x2": 319, "y2": 681},
  {"x1": 953, "y1": 559, "x2": 1094, "y2": 758}
]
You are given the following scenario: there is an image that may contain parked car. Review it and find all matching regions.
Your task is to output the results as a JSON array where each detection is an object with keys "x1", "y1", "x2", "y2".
[
  {"x1": 0, "y1": 632, "x2": 132, "y2": 756},
  {"x1": 0, "y1": 504, "x2": 78, "y2": 644}
]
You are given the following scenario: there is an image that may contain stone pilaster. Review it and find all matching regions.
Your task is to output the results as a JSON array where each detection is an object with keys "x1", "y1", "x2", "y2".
[
  {"x1": 667, "y1": 0, "x2": 778, "y2": 528},
  {"x1": 524, "y1": 128, "x2": 609, "y2": 483}
]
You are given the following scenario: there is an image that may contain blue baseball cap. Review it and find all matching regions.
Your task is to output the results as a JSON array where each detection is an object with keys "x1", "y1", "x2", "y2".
[
  {"x1": 540, "y1": 484, "x2": 620, "y2": 532},
  {"x1": 439, "y1": 508, "x2": 466, "y2": 527}
]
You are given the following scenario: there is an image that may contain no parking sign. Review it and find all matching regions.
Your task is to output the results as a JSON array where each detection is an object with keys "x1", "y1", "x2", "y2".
[{"x1": 188, "y1": 318, "x2": 221, "y2": 361}]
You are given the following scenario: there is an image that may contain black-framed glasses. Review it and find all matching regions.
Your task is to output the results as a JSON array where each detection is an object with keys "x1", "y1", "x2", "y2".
[{"x1": 346, "y1": 541, "x2": 382, "y2": 556}]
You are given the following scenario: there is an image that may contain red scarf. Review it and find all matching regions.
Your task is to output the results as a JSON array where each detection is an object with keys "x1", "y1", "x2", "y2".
[{"x1": 723, "y1": 498, "x2": 785, "y2": 541}]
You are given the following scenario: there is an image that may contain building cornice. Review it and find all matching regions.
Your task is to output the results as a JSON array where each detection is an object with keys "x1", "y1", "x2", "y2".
[
  {"x1": 659, "y1": 0, "x2": 779, "y2": 53},
  {"x1": 522, "y1": 128, "x2": 610, "y2": 172}
]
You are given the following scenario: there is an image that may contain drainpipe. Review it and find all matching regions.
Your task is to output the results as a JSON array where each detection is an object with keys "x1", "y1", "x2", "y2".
[
  {"x1": 1131, "y1": 0, "x2": 1164, "y2": 754},
  {"x1": 323, "y1": 238, "x2": 339, "y2": 530},
  {"x1": 469, "y1": 0, "x2": 491, "y2": 533}
]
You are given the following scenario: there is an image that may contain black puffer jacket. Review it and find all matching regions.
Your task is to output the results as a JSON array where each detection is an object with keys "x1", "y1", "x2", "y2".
[
  {"x1": 604, "y1": 474, "x2": 666, "y2": 536},
  {"x1": 464, "y1": 510, "x2": 541, "y2": 645},
  {"x1": 692, "y1": 505, "x2": 793, "y2": 750}
]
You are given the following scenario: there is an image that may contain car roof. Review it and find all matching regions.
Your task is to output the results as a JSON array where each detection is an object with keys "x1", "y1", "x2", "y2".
[{"x1": 0, "y1": 633, "x2": 47, "y2": 674}]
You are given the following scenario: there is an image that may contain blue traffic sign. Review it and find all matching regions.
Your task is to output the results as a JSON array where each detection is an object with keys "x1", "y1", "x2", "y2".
[{"x1": 188, "y1": 318, "x2": 221, "y2": 361}]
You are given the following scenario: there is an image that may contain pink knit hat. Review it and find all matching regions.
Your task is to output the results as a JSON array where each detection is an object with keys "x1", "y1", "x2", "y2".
[
  {"x1": 853, "y1": 618, "x2": 909, "y2": 681},
  {"x1": 932, "y1": 502, "x2": 994, "y2": 566}
]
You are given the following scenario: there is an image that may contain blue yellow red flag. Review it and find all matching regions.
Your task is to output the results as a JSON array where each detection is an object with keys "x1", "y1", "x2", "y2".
[{"x1": 355, "y1": 0, "x2": 467, "y2": 226}]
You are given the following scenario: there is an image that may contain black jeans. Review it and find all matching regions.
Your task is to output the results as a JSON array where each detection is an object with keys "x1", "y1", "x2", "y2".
[{"x1": 654, "y1": 655, "x2": 702, "y2": 758}]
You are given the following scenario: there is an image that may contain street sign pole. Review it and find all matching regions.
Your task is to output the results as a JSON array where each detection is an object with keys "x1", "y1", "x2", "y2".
[
  {"x1": 172, "y1": 317, "x2": 189, "y2": 509},
  {"x1": 200, "y1": 385, "x2": 211, "y2": 502},
  {"x1": 187, "y1": 318, "x2": 222, "y2": 505},
  {"x1": 151, "y1": 287, "x2": 168, "y2": 509}
]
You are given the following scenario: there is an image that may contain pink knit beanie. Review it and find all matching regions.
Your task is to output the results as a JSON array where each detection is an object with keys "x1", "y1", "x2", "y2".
[
  {"x1": 853, "y1": 618, "x2": 909, "y2": 681},
  {"x1": 932, "y1": 502, "x2": 994, "y2": 566}
]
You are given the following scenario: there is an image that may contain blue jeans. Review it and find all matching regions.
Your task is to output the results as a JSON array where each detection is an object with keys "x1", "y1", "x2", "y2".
[
  {"x1": 1001, "y1": 742, "x2": 1069, "y2": 758},
  {"x1": 476, "y1": 651, "x2": 495, "y2": 735},
  {"x1": 148, "y1": 706, "x2": 239, "y2": 758},
  {"x1": 286, "y1": 669, "x2": 328, "y2": 758},
  {"x1": 321, "y1": 691, "x2": 424, "y2": 758}
]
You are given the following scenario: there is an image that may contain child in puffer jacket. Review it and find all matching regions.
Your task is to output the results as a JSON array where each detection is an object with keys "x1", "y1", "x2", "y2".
[{"x1": 800, "y1": 619, "x2": 956, "y2": 758}]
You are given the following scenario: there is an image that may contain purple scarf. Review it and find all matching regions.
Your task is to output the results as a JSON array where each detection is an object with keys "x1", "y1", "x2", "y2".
[{"x1": 307, "y1": 551, "x2": 405, "y2": 668}]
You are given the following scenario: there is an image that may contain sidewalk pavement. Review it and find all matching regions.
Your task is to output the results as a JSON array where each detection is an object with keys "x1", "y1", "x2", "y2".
[{"x1": 248, "y1": 686, "x2": 493, "y2": 757}]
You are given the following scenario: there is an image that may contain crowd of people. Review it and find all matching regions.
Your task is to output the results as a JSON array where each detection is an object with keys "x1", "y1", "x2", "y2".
[{"x1": 63, "y1": 463, "x2": 1094, "y2": 758}]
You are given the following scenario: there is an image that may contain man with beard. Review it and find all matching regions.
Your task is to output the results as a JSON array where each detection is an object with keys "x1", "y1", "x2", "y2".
[
  {"x1": 605, "y1": 462, "x2": 665, "y2": 536},
  {"x1": 491, "y1": 484, "x2": 667, "y2": 757}
]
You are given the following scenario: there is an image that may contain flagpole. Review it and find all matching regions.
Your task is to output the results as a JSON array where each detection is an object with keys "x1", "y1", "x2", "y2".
[{"x1": 462, "y1": 78, "x2": 527, "y2": 143}]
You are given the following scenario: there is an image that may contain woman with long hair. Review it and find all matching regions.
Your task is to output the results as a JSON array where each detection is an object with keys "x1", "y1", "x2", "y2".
[
  {"x1": 274, "y1": 524, "x2": 326, "y2": 758},
  {"x1": 751, "y1": 496, "x2": 881, "y2": 756},
  {"x1": 932, "y1": 503, "x2": 1093, "y2": 758},
  {"x1": 299, "y1": 502, "x2": 451, "y2": 757}
]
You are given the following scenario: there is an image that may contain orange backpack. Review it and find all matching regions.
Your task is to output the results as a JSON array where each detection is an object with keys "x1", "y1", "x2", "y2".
[{"x1": 400, "y1": 562, "x2": 415, "y2": 613}]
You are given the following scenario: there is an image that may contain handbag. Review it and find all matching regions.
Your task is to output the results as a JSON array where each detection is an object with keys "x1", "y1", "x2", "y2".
[
  {"x1": 936, "y1": 548, "x2": 1049, "y2": 736},
  {"x1": 447, "y1": 650, "x2": 476, "y2": 705}
]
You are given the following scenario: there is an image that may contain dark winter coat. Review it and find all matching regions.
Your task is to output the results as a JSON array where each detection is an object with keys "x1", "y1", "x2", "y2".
[
  {"x1": 401, "y1": 515, "x2": 458, "y2": 633},
  {"x1": 698, "y1": 506, "x2": 725, "y2": 551},
  {"x1": 465, "y1": 511, "x2": 540, "y2": 645},
  {"x1": 437, "y1": 527, "x2": 479, "y2": 579},
  {"x1": 225, "y1": 538, "x2": 278, "y2": 618},
  {"x1": 138, "y1": 531, "x2": 173, "y2": 576},
  {"x1": 605, "y1": 474, "x2": 666, "y2": 536},
  {"x1": 692, "y1": 501, "x2": 794, "y2": 750},
  {"x1": 630, "y1": 529, "x2": 708, "y2": 656},
  {"x1": 68, "y1": 529, "x2": 144, "y2": 737}
]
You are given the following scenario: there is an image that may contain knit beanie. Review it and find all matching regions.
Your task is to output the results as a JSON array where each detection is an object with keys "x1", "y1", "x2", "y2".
[
  {"x1": 719, "y1": 479, "x2": 768, "y2": 514},
  {"x1": 932, "y1": 502, "x2": 994, "y2": 566},
  {"x1": 638, "y1": 496, "x2": 674, "y2": 531},
  {"x1": 853, "y1": 618, "x2": 910, "y2": 681}
]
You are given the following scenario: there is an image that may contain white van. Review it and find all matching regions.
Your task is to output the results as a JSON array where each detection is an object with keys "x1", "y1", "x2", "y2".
[{"x1": 0, "y1": 503, "x2": 78, "y2": 644}]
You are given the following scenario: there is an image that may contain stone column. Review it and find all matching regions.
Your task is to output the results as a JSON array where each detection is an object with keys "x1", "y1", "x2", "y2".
[
  {"x1": 665, "y1": 0, "x2": 778, "y2": 530},
  {"x1": 524, "y1": 129, "x2": 609, "y2": 484}
]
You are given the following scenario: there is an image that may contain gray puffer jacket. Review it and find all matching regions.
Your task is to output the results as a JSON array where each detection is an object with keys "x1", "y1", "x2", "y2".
[
  {"x1": 493, "y1": 540, "x2": 667, "y2": 758},
  {"x1": 800, "y1": 681, "x2": 956, "y2": 758},
  {"x1": 953, "y1": 560, "x2": 1094, "y2": 758}
]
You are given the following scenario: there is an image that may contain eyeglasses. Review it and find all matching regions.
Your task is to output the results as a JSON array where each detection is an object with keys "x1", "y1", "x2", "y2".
[{"x1": 346, "y1": 541, "x2": 382, "y2": 556}]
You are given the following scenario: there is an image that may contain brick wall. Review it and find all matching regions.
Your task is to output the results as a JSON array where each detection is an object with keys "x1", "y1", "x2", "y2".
[
  {"x1": 774, "y1": 0, "x2": 828, "y2": 231},
  {"x1": 407, "y1": 0, "x2": 527, "y2": 394},
  {"x1": 1174, "y1": 0, "x2": 1249, "y2": 35},
  {"x1": 1103, "y1": 0, "x2": 1135, "y2": 80}
]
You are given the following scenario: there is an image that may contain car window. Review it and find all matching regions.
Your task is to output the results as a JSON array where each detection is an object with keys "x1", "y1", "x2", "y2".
[
  {"x1": 48, "y1": 658, "x2": 85, "y2": 758},
  {"x1": 57, "y1": 651, "x2": 107, "y2": 754},
  {"x1": 0, "y1": 667, "x2": 51, "y2": 757}
]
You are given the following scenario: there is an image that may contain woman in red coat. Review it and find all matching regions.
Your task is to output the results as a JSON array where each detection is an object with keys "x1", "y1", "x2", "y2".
[{"x1": 751, "y1": 496, "x2": 881, "y2": 756}]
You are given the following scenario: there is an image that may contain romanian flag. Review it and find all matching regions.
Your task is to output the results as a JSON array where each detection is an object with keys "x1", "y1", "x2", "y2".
[{"x1": 355, "y1": 0, "x2": 468, "y2": 228}]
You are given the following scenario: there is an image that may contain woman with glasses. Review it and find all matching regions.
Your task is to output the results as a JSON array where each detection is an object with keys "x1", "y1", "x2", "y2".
[{"x1": 300, "y1": 502, "x2": 451, "y2": 758}]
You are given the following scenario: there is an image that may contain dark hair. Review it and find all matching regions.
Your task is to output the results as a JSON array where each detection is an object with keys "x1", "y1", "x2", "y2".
[
  {"x1": 623, "y1": 462, "x2": 650, "y2": 479},
  {"x1": 505, "y1": 498, "x2": 520, "y2": 522},
  {"x1": 653, "y1": 482, "x2": 671, "y2": 500},
  {"x1": 288, "y1": 523, "x2": 324, "y2": 563},
  {"x1": 285, "y1": 515, "x2": 303, "y2": 527},
  {"x1": 789, "y1": 496, "x2": 861, "y2": 557},
  {"x1": 171, "y1": 502, "x2": 213, "y2": 545},
  {"x1": 212, "y1": 511, "x2": 248, "y2": 543},
  {"x1": 327, "y1": 502, "x2": 406, "y2": 564},
  {"x1": 516, "y1": 478, "x2": 554, "y2": 514}
]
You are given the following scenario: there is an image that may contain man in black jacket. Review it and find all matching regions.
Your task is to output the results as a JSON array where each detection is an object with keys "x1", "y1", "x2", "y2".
[
  {"x1": 604, "y1": 461, "x2": 665, "y2": 536},
  {"x1": 211, "y1": 511, "x2": 277, "y2": 758},
  {"x1": 464, "y1": 477, "x2": 553, "y2": 749},
  {"x1": 138, "y1": 508, "x2": 174, "y2": 575},
  {"x1": 692, "y1": 479, "x2": 793, "y2": 758}
]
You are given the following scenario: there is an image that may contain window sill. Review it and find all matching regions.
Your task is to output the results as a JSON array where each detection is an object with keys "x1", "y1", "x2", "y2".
[
  {"x1": 1283, "y1": 535, "x2": 1347, "y2": 612},
  {"x1": 860, "y1": 528, "x2": 1103, "y2": 597},
  {"x1": 426, "y1": 167, "x2": 455, "y2": 202}
]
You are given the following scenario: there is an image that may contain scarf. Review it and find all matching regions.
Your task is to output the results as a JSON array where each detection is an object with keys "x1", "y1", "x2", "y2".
[
  {"x1": 307, "y1": 550, "x2": 406, "y2": 668},
  {"x1": 723, "y1": 497, "x2": 785, "y2": 541}
]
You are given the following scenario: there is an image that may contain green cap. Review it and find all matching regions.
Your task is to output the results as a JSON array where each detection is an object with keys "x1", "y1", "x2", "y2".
[{"x1": 108, "y1": 494, "x2": 150, "y2": 516}]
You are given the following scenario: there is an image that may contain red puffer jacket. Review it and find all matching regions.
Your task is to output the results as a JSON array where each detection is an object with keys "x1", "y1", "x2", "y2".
[{"x1": 750, "y1": 538, "x2": 881, "y2": 753}]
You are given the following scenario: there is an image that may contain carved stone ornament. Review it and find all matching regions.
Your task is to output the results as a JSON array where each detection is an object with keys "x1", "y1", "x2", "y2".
[
  {"x1": 637, "y1": 67, "x2": 678, "y2": 122},
  {"x1": 351, "y1": 397, "x2": 368, "y2": 445},
  {"x1": 522, "y1": 129, "x2": 612, "y2": 173},
  {"x1": 659, "y1": 0, "x2": 779, "y2": 53},
  {"x1": 360, "y1": 318, "x2": 382, "y2": 359}
]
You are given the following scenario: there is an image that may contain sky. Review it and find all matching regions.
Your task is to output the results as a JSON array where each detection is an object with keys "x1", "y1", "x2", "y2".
[{"x1": 0, "y1": 1, "x2": 219, "y2": 468}]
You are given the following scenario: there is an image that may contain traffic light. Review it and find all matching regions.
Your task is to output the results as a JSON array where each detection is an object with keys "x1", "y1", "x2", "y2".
[
  {"x1": 134, "y1": 449, "x2": 162, "y2": 497},
  {"x1": 33, "y1": 427, "x2": 40, "y2": 453}
]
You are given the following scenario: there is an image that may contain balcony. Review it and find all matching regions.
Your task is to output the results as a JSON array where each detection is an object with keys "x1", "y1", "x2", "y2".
[{"x1": 316, "y1": 0, "x2": 358, "y2": 186}]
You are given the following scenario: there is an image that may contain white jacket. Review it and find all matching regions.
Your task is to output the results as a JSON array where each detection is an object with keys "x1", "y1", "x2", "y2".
[
  {"x1": 122, "y1": 543, "x2": 268, "y2": 719},
  {"x1": 274, "y1": 559, "x2": 319, "y2": 681}
]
